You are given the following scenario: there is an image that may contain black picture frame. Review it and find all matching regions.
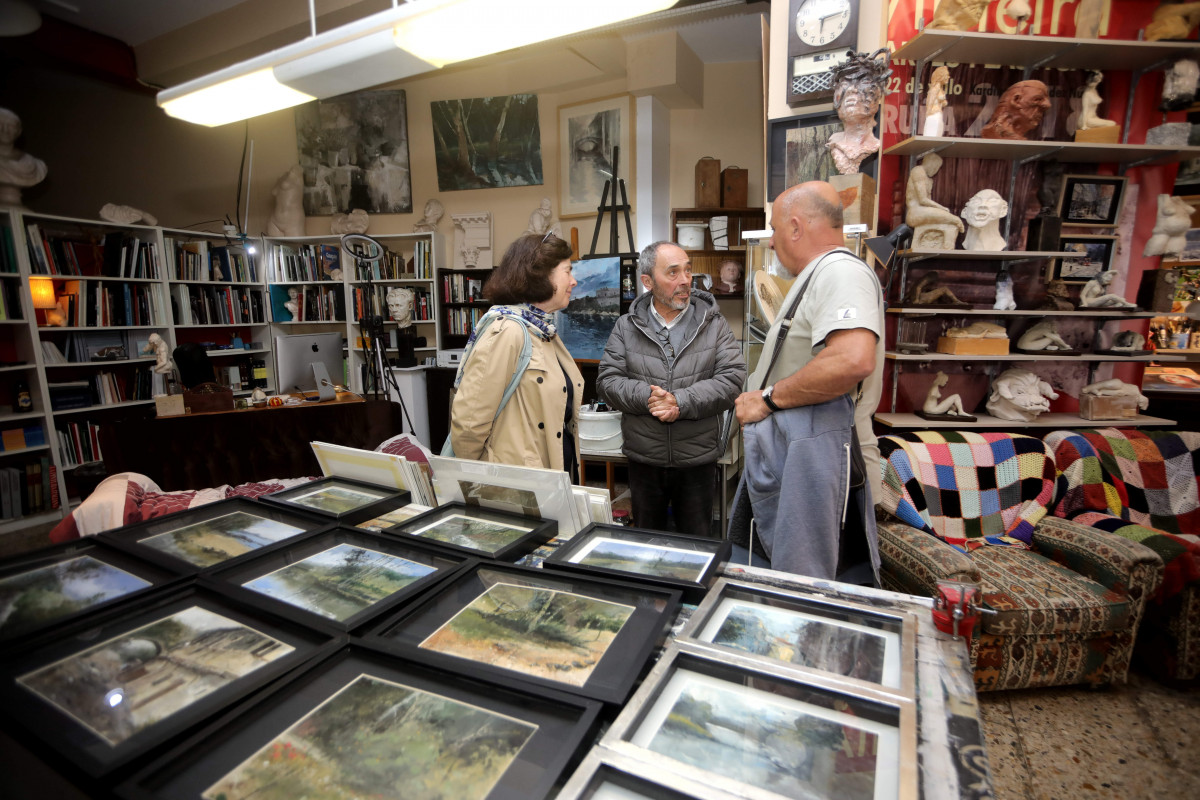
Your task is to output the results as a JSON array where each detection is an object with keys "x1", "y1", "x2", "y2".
[
  {"x1": 361, "y1": 561, "x2": 680, "y2": 705},
  {"x1": 117, "y1": 643, "x2": 602, "y2": 800},
  {"x1": 1056, "y1": 174, "x2": 1127, "y2": 227},
  {"x1": 768, "y1": 110, "x2": 867, "y2": 202},
  {"x1": 1052, "y1": 234, "x2": 1117, "y2": 282},
  {"x1": 259, "y1": 476, "x2": 412, "y2": 526},
  {"x1": 0, "y1": 583, "x2": 337, "y2": 781},
  {"x1": 543, "y1": 523, "x2": 730, "y2": 605},
  {"x1": 381, "y1": 501, "x2": 558, "y2": 562},
  {"x1": 98, "y1": 497, "x2": 333, "y2": 575},
  {"x1": 200, "y1": 526, "x2": 474, "y2": 634},
  {"x1": 0, "y1": 537, "x2": 181, "y2": 646}
]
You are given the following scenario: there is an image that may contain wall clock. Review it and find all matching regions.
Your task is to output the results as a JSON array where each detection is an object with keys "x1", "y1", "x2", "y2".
[{"x1": 787, "y1": 0, "x2": 860, "y2": 106}]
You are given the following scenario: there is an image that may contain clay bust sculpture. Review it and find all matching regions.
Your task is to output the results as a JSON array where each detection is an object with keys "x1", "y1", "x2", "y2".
[
  {"x1": 924, "y1": 66, "x2": 951, "y2": 137},
  {"x1": 906, "y1": 154, "x2": 964, "y2": 250},
  {"x1": 0, "y1": 108, "x2": 47, "y2": 208},
  {"x1": 386, "y1": 286, "x2": 414, "y2": 328},
  {"x1": 921, "y1": 371, "x2": 974, "y2": 418},
  {"x1": 986, "y1": 368, "x2": 1059, "y2": 422},
  {"x1": 413, "y1": 198, "x2": 444, "y2": 233},
  {"x1": 1081, "y1": 378, "x2": 1149, "y2": 411},
  {"x1": 1080, "y1": 271, "x2": 1137, "y2": 308},
  {"x1": 267, "y1": 165, "x2": 306, "y2": 237},
  {"x1": 982, "y1": 80, "x2": 1051, "y2": 140},
  {"x1": 906, "y1": 271, "x2": 966, "y2": 306},
  {"x1": 1144, "y1": 194, "x2": 1196, "y2": 259},
  {"x1": 946, "y1": 321, "x2": 1007, "y2": 339},
  {"x1": 1017, "y1": 319, "x2": 1073, "y2": 351},
  {"x1": 960, "y1": 189, "x2": 1009, "y2": 251},
  {"x1": 826, "y1": 49, "x2": 892, "y2": 175},
  {"x1": 1078, "y1": 71, "x2": 1117, "y2": 131},
  {"x1": 1162, "y1": 58, "x2": 1200, "y2": 111}
]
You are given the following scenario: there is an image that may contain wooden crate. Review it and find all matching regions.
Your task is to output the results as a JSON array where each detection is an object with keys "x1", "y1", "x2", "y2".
[
  {"x1": 695, "y1": 157, "x2": 721, "y2": 208},
  {"x1": 721, "y1": 167, "x2": 748, "y2": 208}
]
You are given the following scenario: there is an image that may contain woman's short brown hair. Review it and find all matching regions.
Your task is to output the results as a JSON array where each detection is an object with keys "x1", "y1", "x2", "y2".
[{"x1": 483, "y1": 234, "x2": 573, "y2": 305}]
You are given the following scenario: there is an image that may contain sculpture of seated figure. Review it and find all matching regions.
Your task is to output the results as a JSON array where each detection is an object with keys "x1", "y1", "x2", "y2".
[
  {"x1": 1081, "y1": 378, "x2": 1149, "y2": 411},
  {"x1": 1078, "y1": 71, "x2": 1118, "y2": 131},
  {"x1": 961, "y1": 189, "x2": 1009, "y2": 251},
  {"x1": 1112, "y1": 330, "x2": 1146, "y2": 351},
  {"x1": 1017, "y1": 319, "x2": 1073, "y2": 351},
  {"x1": 906, "y1": 154, "x2": 964, "y2": 250},
  {"x1": 918, "y1": 371, "x2": 976, "y2": 420},
  {"x1": 1080, "y1": 271, "x2": 1137, "y2": 309},
  {"x1": 905, "y1": 270, "x2": 966, "y2": 306},
  {"x1": 986, "y1": 368, "x2": 1059, "y2": 422},
  {"x1": 946, "y1": 321, "x2": 1007, "y2": 338}
]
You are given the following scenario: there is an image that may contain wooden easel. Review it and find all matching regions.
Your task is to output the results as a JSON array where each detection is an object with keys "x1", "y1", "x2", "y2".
[{"x1": 585, "y1": 146, "x2": 638, "y2": 313}]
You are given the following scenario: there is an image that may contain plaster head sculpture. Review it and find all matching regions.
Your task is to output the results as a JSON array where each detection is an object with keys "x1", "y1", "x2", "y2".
[
  {"x1": 924, "y1": 66, "x2": 952, "y2": 137},
  {"x1": 1144, "y1": 193, "x2": 1196, "y2": 259},
  {"x1": 826, "y1": 49, "x2": 892, "y2": 175},
  {"x1": 331, "y1": 208, "x2": 369, "y2": 235},
  {"x1": 284, "y1": 286, "x2": 301, "y2": 319},
  {"x1": 986, "y1": 368, "x2": 1059, "y2": 422},
  {"x1": 1081, "y1": 377, "x2": 1149, "y2": 410},
  {"x1": 960, "y1": 189, "x2": 1009, "y2": 251},
  {"x1": 267, "y1": 165, "x2": 306, "y2": 237},
  {"x1": 1017, "y1": 318, "x2": 1073, "y2": 351},
  {"x1": 0, "y1": 108, "x2": 47, "y2": 208},
  {"x1": 413, "y1": 198, "x2": 444, "y2": 233},
  {"x1": 1078, "y1": 71, "x2": 1118, "y2": 131},
  {"x1": 981, "y1": 80, "x2": 1051, "y2": 140},
  {"x1": 1080, "y1": 270, "x2": 1138, "y2": 308},
  {"x1": 386, "y1": 286, "x2": 414, "y2": 328},
  {"x1": 906, "y1": 153, "x2": 965, "y2": 250},
  {"x1": 1162, "y1": 58, "x2": 1200, "y2": 111},
  {"x1": 99, "y1": 203, "x2": 157, "y2": 226}
]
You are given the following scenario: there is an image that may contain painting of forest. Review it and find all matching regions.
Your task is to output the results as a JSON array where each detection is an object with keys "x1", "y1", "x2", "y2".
[
  {"x1": 141, "y1": 512, "x2": 306, "y2": 567},
  {"x1": 19, "y1": 607, "x2": 294, "y2": 746},
  {"x1": 202, "y1": 674, "x2": 536, "y2": 800},
  {"x1": 408, "y1": 514, "x2": 530, "y2": 555},
  {"x1": 430, "y1": 94, "x2": 543, "y2": 191},
  {"x1": 0, "y1": 556, "x2": 150, "y2": 637},
  {"x1": 642, "y1": 674, "x2": 879, "y2": 800},
  {"x1": 705, "y1": 601, "x2": 888, "y2": 686},
  {"x1": 288, "y1": 484, "x2": 389, "y2": 515},
  {"x1": 569, "y1": 538, "x2": 712, "y2": 582},
  {"x1": 419, "y1": 582, "x2": 633, "y2": 686},
  {"x1": 243, "y1": 544, "x2": 437, "y2": 621}
]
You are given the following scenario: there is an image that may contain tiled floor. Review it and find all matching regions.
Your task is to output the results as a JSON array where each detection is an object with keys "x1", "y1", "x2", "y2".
[{"x1": 979, "y1": 668, "x2": 1200, "y2": 799}]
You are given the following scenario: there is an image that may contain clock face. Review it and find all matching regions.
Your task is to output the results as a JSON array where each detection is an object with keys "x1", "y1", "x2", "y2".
[{"x1": 795, "y1": 0, "x2": 851, "y2": 47}]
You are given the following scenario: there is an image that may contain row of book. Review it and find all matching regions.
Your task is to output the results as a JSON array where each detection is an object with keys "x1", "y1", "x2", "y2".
[
  {"x1": 0, "y1": 278, "x2": 22, "y2": 322},
  {"x1": 47, "y1": 367, "x2": 154, "y2": 411},
  {"x1": 26, "y1": 225, "x2": 162, "y2": 279},
  {"x1": 269, "y1": 284, "x2": 346, "y2": 322},
  {"x1": 441, "y1": 272, "x2": 485, "y2": 304},
  {"x1": 56, "y1": 421, "x2": 101, "y2": 468},
  {"x1": 351, "y1": 238, "x2": 433, "y2": 281},
  {"x1": 0, "y1": 458, "x2": 57, "y2": 520},
  {"x1": 0, "y1": 424, "x2": 46, "y2": 452},
  {"x1": 41, "y1": 330, "x2": 154, "y2": 364},
  {"x1": 267, "y1": 243, "x2": 340, "y2": 283},
  {"x1": 166, "y1": 237, "x2": 258, "y2": 283},
  {"x1": 351, "y1": 286, "x2": 433, "y2": 322},
  {"x1": 444, "y1": 306, "x2": 488, "y2": 337},
  {"x1": 170, "y1": 284, "x2": 266, "y2": 326},
  {"x1": 52, "y1": 280, "x2": 163, "y2": 328}
]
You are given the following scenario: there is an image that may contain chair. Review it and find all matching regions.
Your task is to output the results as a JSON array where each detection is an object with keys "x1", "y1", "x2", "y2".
[
  {"x1": 1045, "y1": 428, "x2": 1200, "y2": 681},
  {"x1": 878, "y1": 430, "x2": 1162, "y2": 691}
]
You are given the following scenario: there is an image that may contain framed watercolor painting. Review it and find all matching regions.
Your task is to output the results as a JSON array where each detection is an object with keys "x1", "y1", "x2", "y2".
[
  {"x1": 1056, "y1": 174, "x2": 1126, "y2": 227},
  {"x1": 260, "y1": 477, "x2": 411, "y2": 526},
  {"x1": 362, "y1": 562, "x2": 679, "y2": 705},
  {"x1": 384, "y1": 502, "x2": 556, "y2": 562},
  {"x1": 558, "y1": 95, "x2": 634, "y2": 218},
  {"x1": 118, "y1": 644, "x2": 601, "y2": 800},
  {"x1": 428, "y1": 455, "x2": 581, "y2": 538},
  {"x1": 1052, "y1": 234, "x2": 1117, "y2": 282}
]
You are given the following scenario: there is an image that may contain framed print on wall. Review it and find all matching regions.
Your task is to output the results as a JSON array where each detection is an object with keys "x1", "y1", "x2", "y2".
[
  {"x1": 1056, "y1": 174, "x2": 1127, "y2": 227},
  {"x1": 1052, "y1": 234, "x2": 1117, "y2": 282},
  {"x1": 558, "y1": 94, "x2": 634, "y2": 218}
]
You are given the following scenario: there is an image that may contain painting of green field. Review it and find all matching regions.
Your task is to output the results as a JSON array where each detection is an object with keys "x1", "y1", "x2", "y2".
[
  {"x1": 243, "y1": 543, "x2": 437, "y2": 621},
  {"x1": 19, "y1": 606, "x2": 294, "y2": 746},
  {"x1": 0, "y1": 555, "x2": 151, "y2": 637},
  {"x1": 141, "y1": 512, "x2": 307, "y2": 567},
  {"x1": 569, "y1": 538, "x2": 712, "y2": 582},
  {"x1": 288, "y1": 484, "x2": 390, "y2": 514},
  {"x1": 202, "y1": 673, "x2": 536, "y2": 800},
  {"x1": 419, "y1": 582, "x2": 633, "y2": 686},
  {"x1": 408, "y1": 514, "x2": 530, "y2": 554}
]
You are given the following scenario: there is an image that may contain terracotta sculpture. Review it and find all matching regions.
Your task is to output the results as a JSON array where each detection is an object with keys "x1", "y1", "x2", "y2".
[
  {"x1": 961, "y1": 189, "x2": 1009, "y2": 251},
  {"x1": 1145, "y1": 1, "x2": 1200, "y2": 41},
  {"x1": 413, "y1": 198, "x2": 444, "y2": 233},
  {"x1": 906, "y1": 271, "x2": 966, "y2": 306},
  {"x1": 146, "y1": 333, "x2": 172, "y2": 375},
  {"x1": 1078, "y1": 71, "x2": 1118, "y2": 131},
  {"x1": 906, "y1": 154, "x2": 964, "y2": 250},
  {"x1": 1080, "y1": 271, "x2": 1137, "y2": 308},
  {"x1": 267, "y1": 165, "x2": 306, "y2": 237},
  {"x1": 99, "y1": 203, "x2": 157, "y2": 226},
  {"x1": 981, "y1": 80, "x2": 1051, "y2": 140},
  {"x1": 1017, "y1": 319, "x2": 1073, "y2": 351},
  {"x1": 1040, "y1": 279, "x2": 1075, "y2": 311},
  {"x1": 331, "y1": 209, "x2": 369, "y2": 235},
  {"x1": 1162, "y1": 59, "x2": 1200, "y2": 111},
  {"x1": 986, "y1": 368, "x2": 1059, "y2": 422},
  {"x1": 0, "y1": 108, "x2": 47, "y2": 208},
  {"x1": 826, "y1": 49, "x2": 891, "y2": 175},
  {"x1": 386, "y1": 286, "x2": 414, "y2": 328},
  {"x1": 946, "y1": 321, "x2": 1007, "y2": 338},
  {"x1": 920, "y1": 371, "x2": 974, "y2": 418},
  {"x1": 924, "y1": 66, "x2": 951, "y2": 137},
  {"x1": 1144, "y1": 194, "x2": 1196, "y2": 259},
  {"x1": 1081, "y1": 378, "x2": 1149, "y2": 410},
  {"x1": 994, "y1": 270, "x2": 1017, "y2": 311},
  {"x1": 523, "y1": 196, "x2": 558, "y2": 237}
]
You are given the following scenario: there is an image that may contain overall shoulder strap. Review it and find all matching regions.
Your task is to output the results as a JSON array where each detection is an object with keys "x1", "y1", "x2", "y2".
[{"x1": 758, "y1": 251, "x2": 837, "y2": 390}]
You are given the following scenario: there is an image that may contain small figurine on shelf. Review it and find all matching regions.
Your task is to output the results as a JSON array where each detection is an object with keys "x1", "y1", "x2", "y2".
[
  {"x1": 1113, "y1": 330, "x2": 1147, "y2": 351},
  {"x1": 523, "y1": 196, "x2": 559, "y2": 238},
  {"x1": 1077, "y1": 71, "x2": 1118, "y2": 133},
  {"x1": 1080, "y1": 271, "x2": 1138, "y2": 309},
  {"x1": 923, "y1": 66, "x2": 951, "y2": 137},
  {"x1": 1143, "y1": 194, "x2": 1196, "y2": 259},
  {"x1": 986, "y1": 368, "x2": 1059, "y2": 422},
  {"x1": 1161, "y1": 58, "x2": 1200, "y2": 111},
  {"x1": 905, "y1": 270, "x2": 968, "y2": 306},
  {"x1": 413, "y1": 198, "x2": 444, "y2": 233},
  {"x1": 1081, "y1": 378, "x2": 1149, "y2": 411},
  {"x1": 284, "y1": 286, "x2": 301, "y2": 319},
  {"x1": 146, "y1": 333, "x2": 173, "y2": 375},
  {"x1": 826, "y1": 49, "x2": 891, "y2": 175},
  {"x1": 918, "y1": 371, "x2": 977, "y2": 422},
  {"x1": 1040, "y1": 278, "x2": 1076, "y2": 311},
  {"x1": 945, "y1": 321, "x2": 1007, "y2": 339},
  {"x1": 1016, "y1": 319, "x2": 1077, "y2": 353},
  {"x1": 981, "y1": 80, "x2": 1051, "y2": 140},
  {"x1": 99, "y1": 203, "x2": 157, "y2": 226},
  {"x1": 994, "y1": 270, "x2": 1017, "y2": 310},
  {"x1": 1145, "y1": 1, "x2": 1200, "y2": 42},
  {"x1": 960, "y1": 189, "x2": 1009, "y2": 251},
  {"x1": 906, "y1": 154, "x2": 964, "y2": 250}
]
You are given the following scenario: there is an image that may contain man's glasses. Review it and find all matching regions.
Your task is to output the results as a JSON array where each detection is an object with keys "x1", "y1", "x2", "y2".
[{"x1": 656, "y1": 326, "x2": 675, "y2": 359}]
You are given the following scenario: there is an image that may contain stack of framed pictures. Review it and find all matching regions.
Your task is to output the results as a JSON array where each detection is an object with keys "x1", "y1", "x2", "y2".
[
  {"x1": 201, "y1": 527, "x2": 472, "y2": 634},
  {"x1": 119, "y1": 644, "x2": 602, "y2": 800},
  {"x1": 557, "y1": 747, "x2": 750, "y2": 800},
  {"x1": 363, "y1": 562, "x2": 681, "y2": 705},
  {"x1": 543, "y1": 524, "x2": 730, "y2": 604},
  {"x1": 260, "y1": 476, "x2": 412, "y2": 526},
  {"x1": 98, "y1": 497, "x2": 332, "y2": 575},
  {"x1": 380, "y1": 502, "x2": 557, "y2": 562}
]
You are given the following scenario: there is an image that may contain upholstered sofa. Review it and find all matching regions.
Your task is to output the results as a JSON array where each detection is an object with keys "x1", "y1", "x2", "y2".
[
  {"x1": 877, "y1": 431, "x2": 1163, "y2": 692},
  {"x1": 1045, "y1": 428, "x2": 1200, "y2": 681}
]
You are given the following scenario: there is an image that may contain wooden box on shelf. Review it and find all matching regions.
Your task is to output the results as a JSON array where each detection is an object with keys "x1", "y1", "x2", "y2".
[
  {"x1": 695, "y1": 157, "x2": 721, "y2": 208},
  {"x1": 720, "y1": 167, "x2": 748, "y2": 208},
  {"x1": 936, "y1": 336, "x2": 1010, "y2": 355},
  {"x1": 1080, "y1": 393, "x2": 1138, "y2": 421}
]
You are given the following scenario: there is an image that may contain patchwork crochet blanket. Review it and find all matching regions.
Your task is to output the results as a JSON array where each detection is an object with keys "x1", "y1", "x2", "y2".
[{"x1": 879, "y1": 431, "x2": 1057, "y2": 551}]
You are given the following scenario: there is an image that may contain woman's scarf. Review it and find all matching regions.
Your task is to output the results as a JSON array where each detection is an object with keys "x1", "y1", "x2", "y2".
[{"x1": 452, "y1": 304, "x2": 556, "y2": 389}]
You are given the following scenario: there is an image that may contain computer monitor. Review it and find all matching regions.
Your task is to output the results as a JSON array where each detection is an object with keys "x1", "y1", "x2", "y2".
[{"x1": 274, "y1": 332, "x2": 344, "y2": 400}]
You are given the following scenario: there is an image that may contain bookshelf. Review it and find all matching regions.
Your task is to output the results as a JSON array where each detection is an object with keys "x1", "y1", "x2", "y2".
[{"x1": 438, "y1": 266, "x2": 492, "y2": 349}]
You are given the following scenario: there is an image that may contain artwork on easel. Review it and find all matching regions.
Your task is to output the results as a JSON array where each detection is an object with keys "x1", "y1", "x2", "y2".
[{"x1": 559, "y1": 257, "x2": 621, "y2": 360}]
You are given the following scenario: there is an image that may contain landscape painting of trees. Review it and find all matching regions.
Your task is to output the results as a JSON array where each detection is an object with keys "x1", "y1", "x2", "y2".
[
  {"x1": 430, "y1": 94, "x2": 543, "y2": 191},
  {"x1": 0, "y1": 556, "x2": 150, "y2": 637},
  {"x1": 408, "y1": 514, "x2": 531, "y2": 554},
  {"x1": 568, "y1": 538, "x2": 712, "y2": 582},
  {"x1": 287, "y1": 484, "x2": 390, "y2": 515},
  {"x1": 140, "y1": 512, "x2": 307, "y2": 568}
]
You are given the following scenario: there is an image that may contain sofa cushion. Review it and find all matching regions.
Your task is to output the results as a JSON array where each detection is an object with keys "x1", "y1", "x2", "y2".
[{"x1": 973, "y1": 545, "x2": 1131, "y2": 636}]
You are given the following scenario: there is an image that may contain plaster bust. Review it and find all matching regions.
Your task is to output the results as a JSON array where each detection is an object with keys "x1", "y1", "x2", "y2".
[
  {"x1": 716, "y1": 259, "x2": 743, "y2": 295},
  {"x1": 0, "y1": 108, "x2": 47, "y2": 208},
  {"x1": 284, "y1": 286, "x2": 300, "y2": 319},
  {"x1": 960, "y1": 189, "x2": 1009, "y2": 251},
  {"x1": 982, "y1": 80, "x2": 1051, "y2": 140},
  {"x1": 1080, "y1": 271, "x2": 1137, "y2": 308},
  {"x1": 826, "y1": 49, "x2": 891, "y2": 175},
  {"x1": 413, "y1": 198, "x2": 444, "y2": 233},
  {"x1": 986, "y1": 368, "x2": 1059, "y2": 422},
  {"x1": 386, "y1": 286, "x2": 414, "y2": 328}
]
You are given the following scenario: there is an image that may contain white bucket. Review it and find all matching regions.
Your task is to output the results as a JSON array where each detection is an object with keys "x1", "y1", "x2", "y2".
[
  {"x1": 579, "y1": 409, "x2": 622, "y2": 452},
  {"x1": 676, "y1": 222, "x2": 708, "y2": 250},
  {"x1": 580, "y1": 429, "x2": 623, "y2": 452}
]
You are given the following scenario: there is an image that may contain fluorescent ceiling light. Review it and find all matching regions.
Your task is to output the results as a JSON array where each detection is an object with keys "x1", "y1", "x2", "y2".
[{"x1": 160, "y1": 67, "x2": 315, "y2": 127}]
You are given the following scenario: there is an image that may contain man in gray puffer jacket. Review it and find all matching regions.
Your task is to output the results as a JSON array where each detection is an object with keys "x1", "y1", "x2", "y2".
[{"x1": 598, "y1": 241, "x2": 746, "y2": 534}]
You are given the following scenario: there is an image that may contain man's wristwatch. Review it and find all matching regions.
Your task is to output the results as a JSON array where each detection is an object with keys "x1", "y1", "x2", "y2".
[{"x1": 761, "y1": 384, "x2": 781, "y2": 412}]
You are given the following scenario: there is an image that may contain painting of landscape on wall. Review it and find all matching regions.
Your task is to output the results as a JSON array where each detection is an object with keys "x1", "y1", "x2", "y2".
[
  {"x1": 419, "y1": 582, "x2": 633, "y2": 686},
  {"x1": 243, "y1": 544, "x2": 437, "y2": 621},
  {"x1": 408, "y1": 515, "x2": 531, "y2": 555},
  {"x1": 568, "y1": 538, "x2": 712, "y2": 582},
  {"x1": 288, "y1": 484, "x2": 390, "y2": 515},
  {"x1": 431, "y1": 94, "x2": 543, "y2": 191},
  {"x1": 0, "y1": 556, "x2": 151, "y2": 637},
  {"x1": 140, "y1": 512, "x2": 307, "y2": 567},
  {"x1": 19, "y1": 607, "x2": 294, "y2": 746},
  {"x1": 202, "y1": 674, "x2": 536, "y2": 800}
]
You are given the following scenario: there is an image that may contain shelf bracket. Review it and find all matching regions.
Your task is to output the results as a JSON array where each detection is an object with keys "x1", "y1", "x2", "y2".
[
  {"x1": 1022, "y1": 44, "x2": 1075, "y2": 79},
  {"x1": 1123, "y1": 58, "x2": 1172, "y2": 144}
]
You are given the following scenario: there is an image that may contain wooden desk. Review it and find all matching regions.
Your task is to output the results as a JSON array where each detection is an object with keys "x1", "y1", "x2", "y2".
[{"x1": 172, "y1": 390, "x2": 364, "y2": 417}]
